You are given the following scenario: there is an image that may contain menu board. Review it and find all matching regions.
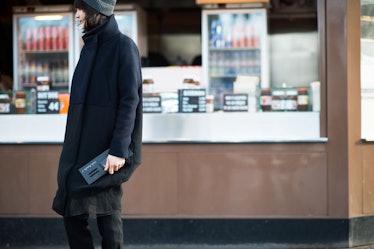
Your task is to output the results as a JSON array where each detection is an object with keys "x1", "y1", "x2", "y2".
[
  {"x1": 178, "y1": 89, "x2": 206, "y2": 113},
  {"x1": 36, "y1": 91, "x2": 60, "y2": 114},
  {"x1": 143, "y1": 94, "x2": 162, "y2": 113},
  {"x1": 223, "y1": 93, "x2": 249, "y2": 112}
]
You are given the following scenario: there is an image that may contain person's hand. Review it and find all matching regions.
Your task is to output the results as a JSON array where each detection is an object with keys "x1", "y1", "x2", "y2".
[{"x1": 104, "y1": 154, "x2": 126, "y2": 175}]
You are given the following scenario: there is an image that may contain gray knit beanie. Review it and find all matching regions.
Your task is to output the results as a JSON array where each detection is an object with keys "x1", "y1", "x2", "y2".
[{"x1": 82, "y1": 0, "x2": 116, "y2": 16}]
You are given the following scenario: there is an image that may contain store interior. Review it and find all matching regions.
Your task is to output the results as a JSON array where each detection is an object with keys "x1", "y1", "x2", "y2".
[
  {"x1": 0, "y1": 0, "x2": 322, "y2": 135},
  {"x1": 0, "y1": 0, "x2": 318, "y2": 86}
]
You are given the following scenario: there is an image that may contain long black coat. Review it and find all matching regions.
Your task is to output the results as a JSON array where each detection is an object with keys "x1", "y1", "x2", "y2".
[{"x1": 52, "y1": 15, "x2": 142, "y2": 217}]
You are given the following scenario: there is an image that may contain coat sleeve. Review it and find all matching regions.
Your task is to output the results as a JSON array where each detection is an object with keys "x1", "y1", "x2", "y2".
[{"x1": 109, "y1": 36, "x2": 142, "y2": 159}]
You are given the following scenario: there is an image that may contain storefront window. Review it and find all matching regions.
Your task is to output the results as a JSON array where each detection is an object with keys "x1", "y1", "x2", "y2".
[{"x1": 0, "y1": 2, "x2": 324, "y2": 143}]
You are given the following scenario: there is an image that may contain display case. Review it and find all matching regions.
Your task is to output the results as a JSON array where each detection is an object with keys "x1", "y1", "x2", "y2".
[
  {"x1": 13, "y1": 5, "x2": 75, "y2": 92},
  {"x1": 202, "y1": 7, "x2": 269, "y2": 110}
]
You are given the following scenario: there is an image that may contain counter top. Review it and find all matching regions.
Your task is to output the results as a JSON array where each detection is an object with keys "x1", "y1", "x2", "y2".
[{"x1": 0, "y1": 112, "x2": 325, "y2": 144}]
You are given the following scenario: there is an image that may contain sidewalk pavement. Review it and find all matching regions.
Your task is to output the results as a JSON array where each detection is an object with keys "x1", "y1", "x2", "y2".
[{"x1": 1, "y1": 244, "x2": 374, "y2": 249}]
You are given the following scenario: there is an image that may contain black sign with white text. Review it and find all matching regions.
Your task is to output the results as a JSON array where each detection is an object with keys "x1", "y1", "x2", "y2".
[
  {"x1": 223, "y1": 94, "x2": 249, "y2": 112},
  {"x1": 143, "y1": 94, "x2": 162, "y2": 113},
  {"x1": 178, "y1": 89, "x2": 206, "y2": 113},
  {"x1": 36, "y1": 91, "x2": 60, "y2": 114}
]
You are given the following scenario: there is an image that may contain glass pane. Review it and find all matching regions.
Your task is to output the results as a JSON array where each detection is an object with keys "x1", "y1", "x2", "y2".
[
  {"x1": 16, "y1": 15, "x2": 70, "y2": 91},
  {"x1": 205, "y1": 9, "x2": 267, "y2": 110},
  {"x1": 115, "y1": 13, "x2": 135, "y2": 39},
  {"x1": 361, "y1": 0, "x2": 374, "y2": 140}
]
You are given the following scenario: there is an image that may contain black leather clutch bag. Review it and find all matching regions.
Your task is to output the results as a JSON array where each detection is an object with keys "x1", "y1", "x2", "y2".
[{"x1": 79, "y1": 149, "x2": 109, "y2": 185}]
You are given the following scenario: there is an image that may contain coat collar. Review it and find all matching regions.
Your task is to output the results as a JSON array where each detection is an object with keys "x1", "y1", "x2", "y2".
[
  {"x1": 71, "y1": 15, "x2": 120, "y2": 104},
  {"x1": 82, "y1": 15, "x2": 120, "y2": 46}
]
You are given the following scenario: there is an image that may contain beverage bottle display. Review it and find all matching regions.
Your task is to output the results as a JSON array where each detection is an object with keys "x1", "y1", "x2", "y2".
[
  {"x1": 207, "y1": 13, "x2": 263, "y2": 78},
  {"x1": 205, "y1": 9, "x2": 267, "y2": 111},
  {"x1": 23, "y1": 25, "x2": 69, "y2": 51},
  {"x1": 210, "y1": 13, "x2": 261, "y2": 49},
  {"x1": 209, "y1": 50, "x2": 261, "y2": 77},
  {"x1": 15, "y1": 13, "x2": 71, "y2": 91}
]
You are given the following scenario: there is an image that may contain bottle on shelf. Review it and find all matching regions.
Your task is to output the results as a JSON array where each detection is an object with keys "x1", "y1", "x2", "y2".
[
  {"x1": 28, "y1": 60, "x2": 37, "y2": 86},
  {"x1": 32, "y1": 27, "x2": 38, "y2": 50},
  {"x1": 64, "y1": 25, "x2": 69, "y2": 50},
  {"x1": 0, "y1": 94, "x2": 11, "y2": 114},
  {"x1": 215, "y1": 19, "x2": 223, "y2": 48},
  {"x1": 26, "y1": 28, "x2": 32, "y2": 51},
  {"x1": 142, "y1": 76, "x2": 154, "y2": 93},
  {"x1": 182, "y1": 76, "x2": 195, "y2": 89},
  {"x1": 206, "y1": 95, "x2": 214, "y2": 113},
  {"x1": 252, "y1": 25, "x2": 259, "y2": 48},
  {"x1": 58, "y1": 26, "x2": 64, "y2": 50},
  {"x1": 15, "y1": 91, "x2": 26, "y2": 114},
  {"x1": 27, "y1": 88, "x2": 37, "y2": 114},
  {"x1": 55, "y1": 60, "x2": 63, "y2": 86},
  {"x1": 45, "y1": 26, "x2": 51, "y2": 50},
  {"x1": 232, "y1": 14, "x2": 245, "y2": 48},
  {"x1": 271, "y1": 90, "x2": 285, "y2": 111},
  {"x1": 297, "y1": 87, "x2": 309, "y2": 111},
  {"x1": 284, "y1": 90, "x2": 298, "y2": 111},
  {"x1": 38, "y1": 26, "x2": 45, "y2": 51},
  {"x1": 245, "y1": 17, "x2": 253, "y2": 48},
  {"x1": 52, "y1": 26, "x2": 58, "y2": 50},
  {"x1": 260, "y1": 88, "x2": 272, "y2": 111},
  {"x1": 209, "y1": 19, "x2": 217, "y2": 48},
  {"x1": 63, "y1": 59, "x2": 69, "y2": 84}
]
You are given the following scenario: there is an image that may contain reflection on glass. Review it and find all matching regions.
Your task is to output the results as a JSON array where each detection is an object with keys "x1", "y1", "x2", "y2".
[{"x1": 361, "y1": 0, "x2": 374, "y2": 140}]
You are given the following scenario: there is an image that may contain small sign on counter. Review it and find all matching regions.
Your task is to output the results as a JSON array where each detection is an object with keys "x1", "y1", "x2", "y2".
[
  {"x1": 223, "y1": 93, "x2": 249, "y2": 112},
  {"x1": 143, "y1": 93, "x2": 162, "y2": 113},
  {"x1": 36, "y1": 91, "x2": 60, "y2": 114},
  {"x1": 178, "y1": 89, "x2": 206, "y2": 113}
]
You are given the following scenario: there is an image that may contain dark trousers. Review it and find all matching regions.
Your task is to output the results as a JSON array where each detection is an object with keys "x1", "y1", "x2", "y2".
[{"x1": 63, "y1": 212, "x2": 123, "y2": 249}]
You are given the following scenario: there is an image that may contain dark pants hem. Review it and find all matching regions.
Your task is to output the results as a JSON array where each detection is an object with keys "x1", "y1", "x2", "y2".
[{"x1": 63, "y1": 211, "x2": 123, "y2": 249}]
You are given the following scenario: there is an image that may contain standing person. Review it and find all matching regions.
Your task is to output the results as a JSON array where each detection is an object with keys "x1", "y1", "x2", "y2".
[{"x1": 52, "y1": 0, "x2": 142, "y2": 248}]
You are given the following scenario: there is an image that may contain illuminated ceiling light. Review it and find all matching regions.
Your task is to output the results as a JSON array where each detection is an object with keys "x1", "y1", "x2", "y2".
[{"x1": 34, "y1": 15, "x2": 64, "y2": 21}]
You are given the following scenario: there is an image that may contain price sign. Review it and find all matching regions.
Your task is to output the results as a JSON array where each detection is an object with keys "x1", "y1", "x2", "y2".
[
  {"x1": 143, "y1": 94, "x2": 162, "y2": 113},
  {"x1": 36, "y1": 91, "x2": 60, "y2": 114},
  {"x1": 178, "y1": 89, "x2": 206, "y2": 113},
  {"x1": 223, "y1": 93, "x2": 249, "y2": 112}
]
